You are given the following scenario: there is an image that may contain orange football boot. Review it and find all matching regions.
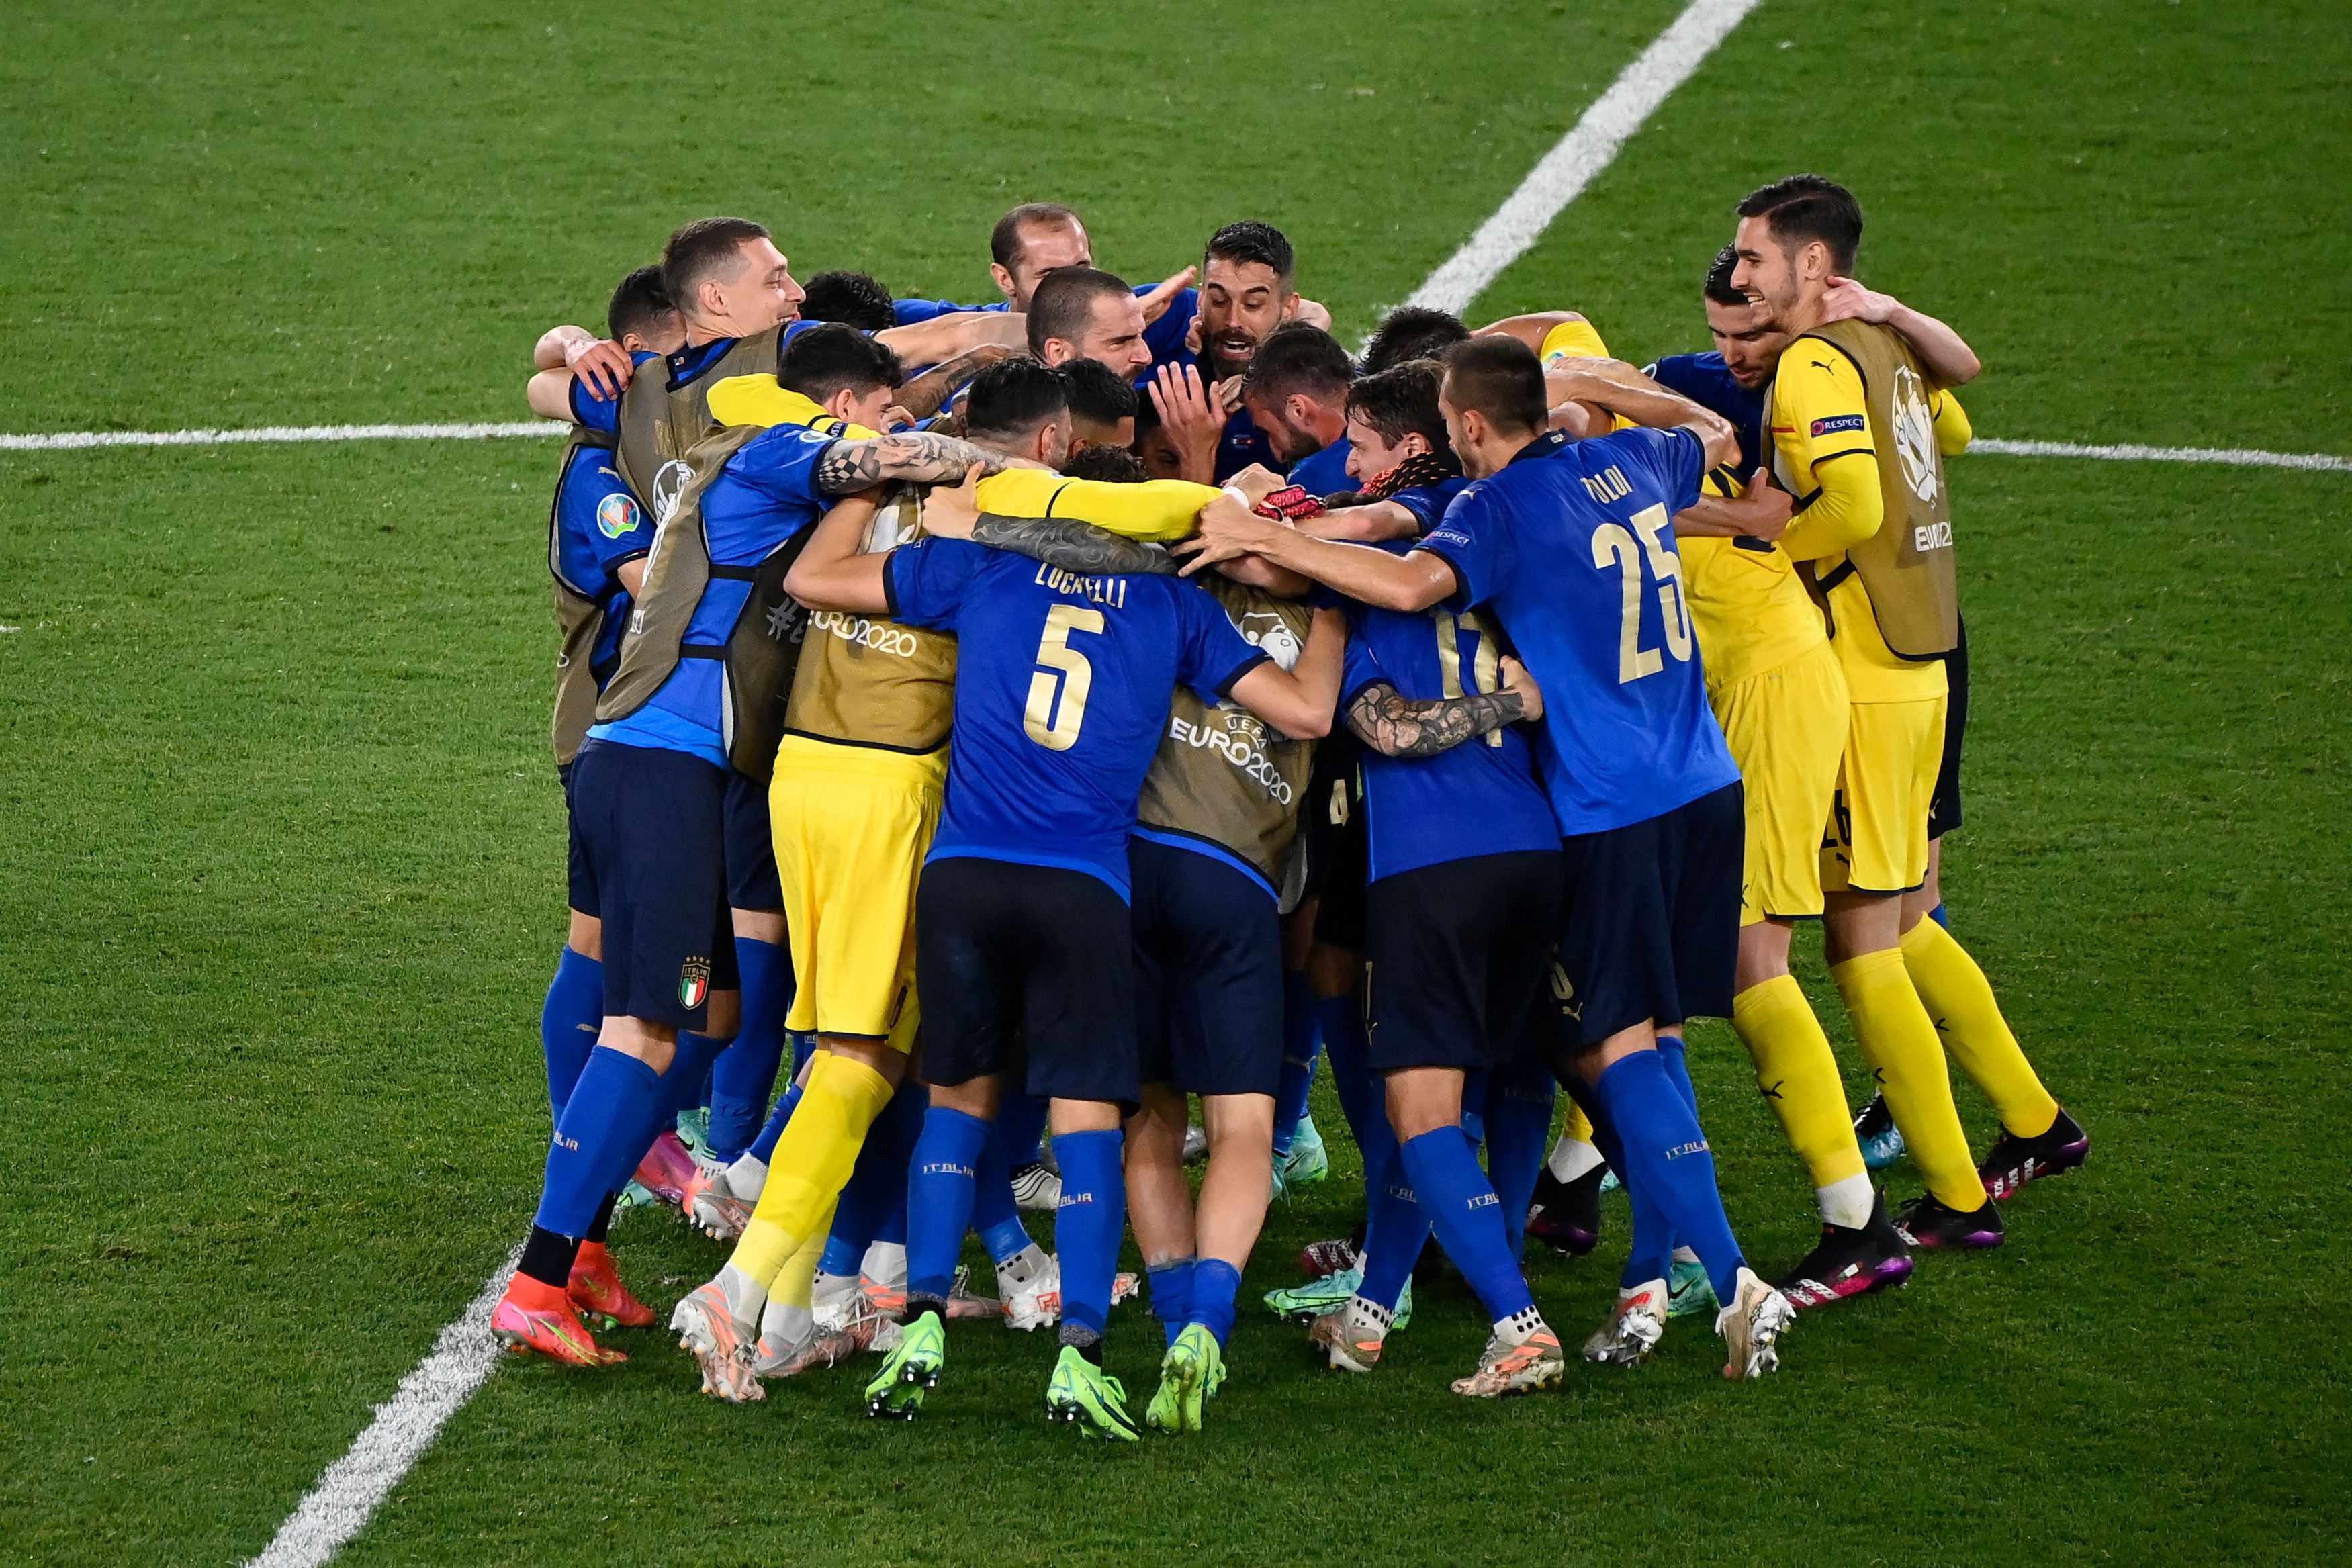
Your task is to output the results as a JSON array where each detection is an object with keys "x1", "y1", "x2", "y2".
[
  {"x1": 492, "y1": 1272, "x2": 626, "y2": 1366},
  {"x1": 568, "y1": 1241, "x2": 657, "y2": 1328}
]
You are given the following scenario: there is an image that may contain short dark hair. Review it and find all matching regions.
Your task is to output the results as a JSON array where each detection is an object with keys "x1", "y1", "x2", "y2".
[
  {"x1": 607, "y1": 265, "x2": 676, "y2": 344},
  {"x1": 1737, "y1": 174, "x2": 1863, "y2": 273},
  {"x1": 1060, "y1": 357, "x2": 1138, "y2": 428},
  {"x1": 1703, "y1": 244, "x2": 1746, "y2": 307},
  {"x1": 1439, "y1": 337, "x2": 1546, "y2": 435},
  {"x1": 991, "y1": 202, "x2": 1084, "y2": 270},
  {"x1": 1362, "y1": 306, "x2": 1469, "y2": 375},
  {"x1": 1027, "y1": 267, "x2": 1132, "y2": 356},
  {"x1": 1243, "y1": 323, "x2": 1355, "y2": 406},
  {"x1": 779, "y1": 322, "x2": 903, "y2": 405},
  {"x1": 660, "y1": 216, "x2": 771, "y2": 312},
  {"x1": 1204, "y1": 220, "x2": 1295, "y2": 286},
  {"x1": 1063, "y1": 445, "x2": 1148, "y2": 483},
  {"x1": 1345, "y1": 361, "x2": 1451, "y2": 453},
  {"x1": 964, "y1": 357, "x2": 1069, "y2": 441},
  {"x1": 799, "y1": 270, "x2": 895, "y2": 333}
]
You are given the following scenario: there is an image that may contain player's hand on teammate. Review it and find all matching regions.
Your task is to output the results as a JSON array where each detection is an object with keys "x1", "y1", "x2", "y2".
[
  {"x1": 1149, "y1": 363, "x2": 1226, "y2": 483},
  {"x1": 1173, "y1": 490, "x2": 1282, "y2": 575},
  {"x1": 1819, "y1": 276, "x2": 1899, "y2": 326},
  {"x1": 1224, "y1": 463, "x2": 1288, "y2": 508},
  {"x1": 1727, "y1": 469, "x2": 1792, "y2": 541},
  {"x1": 564, "y1": 337, "x2": 635, "y2": 401},
  {"x1": 918, "y1": 463, "x2": 989, "y2": 539},
  {"x1": 1500, "y1": 655, "x2": 1544, "y2": 723},
  {"x1": 1287, "y1": 296, "x2": 1335, "y2": 332},
  {"x1": 1139, "y1": 267, "x2": 1197, "y2": 324}
]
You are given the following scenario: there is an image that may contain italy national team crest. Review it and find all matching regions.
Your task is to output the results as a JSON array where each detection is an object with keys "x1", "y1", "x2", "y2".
[
  {"x1": 678, "y1": 957, "x2": 711, "y2": 1010},
  {"x1": 596, "y1": 492, "x2": 641, "y2": 540}
]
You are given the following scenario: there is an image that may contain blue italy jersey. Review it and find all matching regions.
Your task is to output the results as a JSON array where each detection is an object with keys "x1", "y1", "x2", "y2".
[
  {"x1": 1420, "y1": 427, "x2": 1739, "y2": 837},
  {"x1": 551, "y1": 444, "x2": 653, "y2": 683},
  {"x1": 1389, "y1": 475, "x2": 1469, "y2": 536},
  {"x1": 1144, "y1": 286, "x2": 1198, "y2": 371},
  {"x1": 1645, "y1": 352, "x2": 1764, "y2": 478},
  {"x1": 1340, "y1": 555, "x2": 1559, "y2": 883},
  {"x1": 586, "y1": 422, "x2": 840, "y2": 765},
  {"x1": 891, "y1": 297, "x2": 995, "y2": 326},
  {"x1": 567, "y1": 349, "x2": 660, "y2": 436},
  {"x1": 886, "y1": 540, "x2": 1270, "y2": 898},
  {"x1": 1287, "y1": 439, "x2": 1354, "y2": 497}
]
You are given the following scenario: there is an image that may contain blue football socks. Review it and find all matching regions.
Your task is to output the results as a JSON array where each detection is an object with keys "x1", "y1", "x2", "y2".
[
  {"x1": 1657, "y1": 1033, "x2": 1699, "y2": 1117},
  {"x1": 970, "y1": 1116, "x2": 1036, "y2": 1265},
  {"x1": 749, "y1": 1076, "x2": 804, "y2": 1166},
  {"x1": 705, "y1": 936, "x2": 790, "y2": 1162},
  {"x1": 1594, "y1": 1050, "x2": 1746, "y2": 1304},
  {"x1": 1398, "y1": 1127, "x2": 1535, "y2": 1324},
  {"x1": 1148, "y1": 1256, "x2": 1196, "y2": 1348},
  {"x1": 1190, "y1": 1258, "x2": 1242, "y2": 1348},
  {"x1": 997, "y1": 1091, "x2": 1050, "y2": 1171},
  {"x1": 539, "y1": 946, "x2": 603, "y2": 1119},
  {"x1": 1316, "y1": 993, "x2": 1378, "y2": 1158},
  {"x1": 905, "y1": 1107, "x2": 990, "y2": 1309},
  {"x1": 1273, "y1": 970, "x2": 1322, "y2": 1158},
  {"x1": 531, "y1": 1045, "x2": 660, "y2": 1253},
  {"x1": 1482, "y1": 1064, "x2": 1557, "y2": 1261},
  {"x1": 1050, "y1": 1128, "x2": 1126, "y2": 1345},
  {"x1": 1357, "y1": 1140, "x2": 1427, "y2": 1313}
]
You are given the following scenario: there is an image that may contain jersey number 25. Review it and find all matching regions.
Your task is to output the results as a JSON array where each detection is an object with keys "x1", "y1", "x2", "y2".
[{"x1": 1590, "y1": 503, "x2": 1693, "y2": 684}]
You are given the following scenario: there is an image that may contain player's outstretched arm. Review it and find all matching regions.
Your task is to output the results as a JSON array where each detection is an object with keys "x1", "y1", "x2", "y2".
[
  {"x1": 1226, "y1": 604, "x2": 1346, "y2": 741},
  {"x1": 1347, "y1": 655, "x2": 1543, "y2": 758},
  {"x1": 1674, "y1": 469, "x2": 1793, "y2": 541},
  {"x1": 1819, "y1": 278, "x2": 1982, "y2": 385},
  {"x1": 535, "y1": 324, "x2": 594, "y2": 371},
  {"x1": 1542, "y1": 358, "x2": 1737, "y2": 469},
  {"x1": 912, "y1": 463, "x2": 1179, "y2": 576},
  {"x1": 1474, "y1": 310, "x2": 1592, "y2": 351},
  {"x1": 782, "y1": 491, "x2": 891, "y2": 612},
  {"x1": 874, "y1": 310, "x2": 1028, "y2": 367},
  {"x1": 1300, "y1": 498, "x2": 1423, "y2": 545},
  {"x1": 815, "y1": 432, "x2": 1013, "y2": 495},
  {"x1": 1177, "y1": 495, "x2": 1455, "y2": 612}
]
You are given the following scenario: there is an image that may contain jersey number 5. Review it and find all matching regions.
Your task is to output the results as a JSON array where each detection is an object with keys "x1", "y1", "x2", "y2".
[
  {"x1": 1590, "y1": 503, "x2": 1694, "y2": 684},
  {"x1": 1023, "y1": 603, "x2": 1105, "y2": 751}
]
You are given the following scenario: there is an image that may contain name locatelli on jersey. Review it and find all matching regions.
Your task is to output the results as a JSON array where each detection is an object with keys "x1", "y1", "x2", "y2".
[{"x1": 1034, "y1": 562, "x2": 1130, "y2": 610}]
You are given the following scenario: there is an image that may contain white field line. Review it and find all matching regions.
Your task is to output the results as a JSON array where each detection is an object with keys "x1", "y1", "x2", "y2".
[
  {"x1": 242, "y1": 1248, "x2": 519, "y2": 1568},
  {"x1": 1404, "y1": 0, "x2": 1762, "y2": 314},
  {"x1": 1970, "y1": 437, "x2": 2352, "y2": 473},
  {"x1": 0, "y1": 420, "x2": 558, "y2": 451}
]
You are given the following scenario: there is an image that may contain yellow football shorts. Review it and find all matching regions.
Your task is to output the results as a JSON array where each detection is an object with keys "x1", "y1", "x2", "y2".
[
  {"x1": 1821, "y1": 695, "x2": 1947, "y2": 896},
  {"x1": 768, "y1": 735, "x2": 946, "y2": 1050},
  {"x1": 1709, "y1": 641, "x2": 1848, "y2": 924}
]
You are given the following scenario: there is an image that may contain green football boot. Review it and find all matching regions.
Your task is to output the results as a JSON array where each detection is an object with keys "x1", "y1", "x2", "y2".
[
  {"x1": 1666, "y1": 1256, "x2": 1719, "y2": 1318},
  {"x1": 863, "y1": 1309, "x2": 944, "y2": 1420},
  {"x1": 1045, "y1": 1344, "x2": 1140, "y2": 1441},
  {"x1": 1144, "y1": 1323, "x2": 1224, "y2": 1434},
  {"x1": 1276, "y1": 1113, "x2": 1330, "y2": 1190},
  {"x1": 1264, "y1": 1267, "x2": 1412, "y2": 1329}
]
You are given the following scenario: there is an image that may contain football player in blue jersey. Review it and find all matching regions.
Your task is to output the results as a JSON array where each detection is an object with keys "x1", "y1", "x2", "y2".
[
  {"x1": 781, "y1": 467, "x2": 1343, "y2": 1439},
  {"x1": 889, "y1": 201, "x2": 1197, "y2": 336},
  {"x1": 1029, "y1": 266, "x2": 1157, "y2": 380},
  {"x1": 1146, "y1": 222, "x2": 1335, "y2": 483},
  {"x1": 534, "y1": 265, "x2": 685, "y2": 1329},
  {"x1": 490, "y1": 327, "x2": 1034, "y2": 1369},
  {"x1": 1240, "y1": 323, "x2": 1357, "y2": 496},
  {"x1": 1183, "y1": 337, "x2": 1802, "y2": 1381}
]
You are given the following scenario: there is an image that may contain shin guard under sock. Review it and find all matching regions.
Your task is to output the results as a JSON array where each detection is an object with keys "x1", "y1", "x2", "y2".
[
  {"x1": 1148, "y1": 1256, "x2": 1195, "y2": 1348},
  {"x1": 1191, "y1": 1258, "x2": 1242, "y2": 1346},
  {"x1": 1594, "y1": 1051, "x2": 1746, "y2": 1305},
  {"x1": 905, "y1": 1107, "x2": 990, "y2": 1307},
  {"x1": 732, "y1": 1054, "x2": 894, "y2": 1289},
  {"x1": 1482, "y1": 1064, "x2": 1556, "y2": 1260},
  {"x1": 540, "y1": 946, "x2": 603, "y2": 1118},
  {"x1": 533, "y1": 1046, "x2": 660, "y2": 1239},
  {"x1": 970, "y1": 1115, "x2": 1036, "y2": 1264},
  {"x1": 1357, "y1": 1141, "x2": 1427, "y2": 1313},
  {"x1": 1732, "y1": 974, "x2": 1870, "y2": 1212},
  {"x1": 1833, "y1": 948, "x2": 1985, "y2": 1212},
  {"x1": 1397, "y1": 1129, "x2": 1534, "y2": 1323}
]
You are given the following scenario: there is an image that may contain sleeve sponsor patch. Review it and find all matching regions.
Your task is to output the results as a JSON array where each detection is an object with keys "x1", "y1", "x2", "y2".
[{"x1": 1810, "y1": 414, "x2": 1866, "y2": 438}]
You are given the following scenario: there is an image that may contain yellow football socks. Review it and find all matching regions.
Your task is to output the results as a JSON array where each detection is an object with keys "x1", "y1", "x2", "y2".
[
  {"x1": 731, "y1": 1052, "x2": 895, "y2": 1289},
  {"x1": 1732, "y1": 974, "x2": 1868, "y2": 1192},
  {"x1": 1901, "y1": 917, "x2": 2061, "y2": 1139},
  {"x1": 1830, "y1": 949, "x2": 1987, "y2": 1213},
  {"x1": 1559, "y1": 1100, "x2": 1594, "y2": 1148}
]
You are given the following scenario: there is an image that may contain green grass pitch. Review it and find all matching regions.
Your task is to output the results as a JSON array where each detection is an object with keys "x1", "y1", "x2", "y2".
[{"x1": 3, "y1": 1, "x2": 2347, "y2": 1563}]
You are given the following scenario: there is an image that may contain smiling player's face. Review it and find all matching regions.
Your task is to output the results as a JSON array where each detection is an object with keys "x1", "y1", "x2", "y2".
[
  {"x1": 718, "y1": 237, "x2": 806, "y2": 333},
  {"x1": 1200, "y1": 257, "x2": 1292, "y2": 378},
  {"x1": 1343, "y1": 411, "x2": 1427, "y2": 481}
]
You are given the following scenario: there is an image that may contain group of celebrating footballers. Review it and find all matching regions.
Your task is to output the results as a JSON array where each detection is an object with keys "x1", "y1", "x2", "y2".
[{"x1": 498, "y1": 175, "x2": 2093, "y2": 1441}]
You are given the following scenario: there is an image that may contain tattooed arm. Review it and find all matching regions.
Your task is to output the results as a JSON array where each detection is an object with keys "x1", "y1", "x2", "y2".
[
  {"x1": 968, "y1": 513, "x2": 1178, "y2": 575},
  {"x1": 815, "y1": 431, "x2": 1012, "y2": 495},
  {"x1": 891, "y1": 342, "x2": 1017, "y2": 423},
  {"x1": 1345, "y1": 657, "x2": 1545, "y2": 759}
]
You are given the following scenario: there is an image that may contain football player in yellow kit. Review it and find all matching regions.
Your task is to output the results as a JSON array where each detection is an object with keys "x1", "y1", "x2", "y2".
[{"x1": 1733, "y1": 174, "x2": 2083, "y2": 1250}]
